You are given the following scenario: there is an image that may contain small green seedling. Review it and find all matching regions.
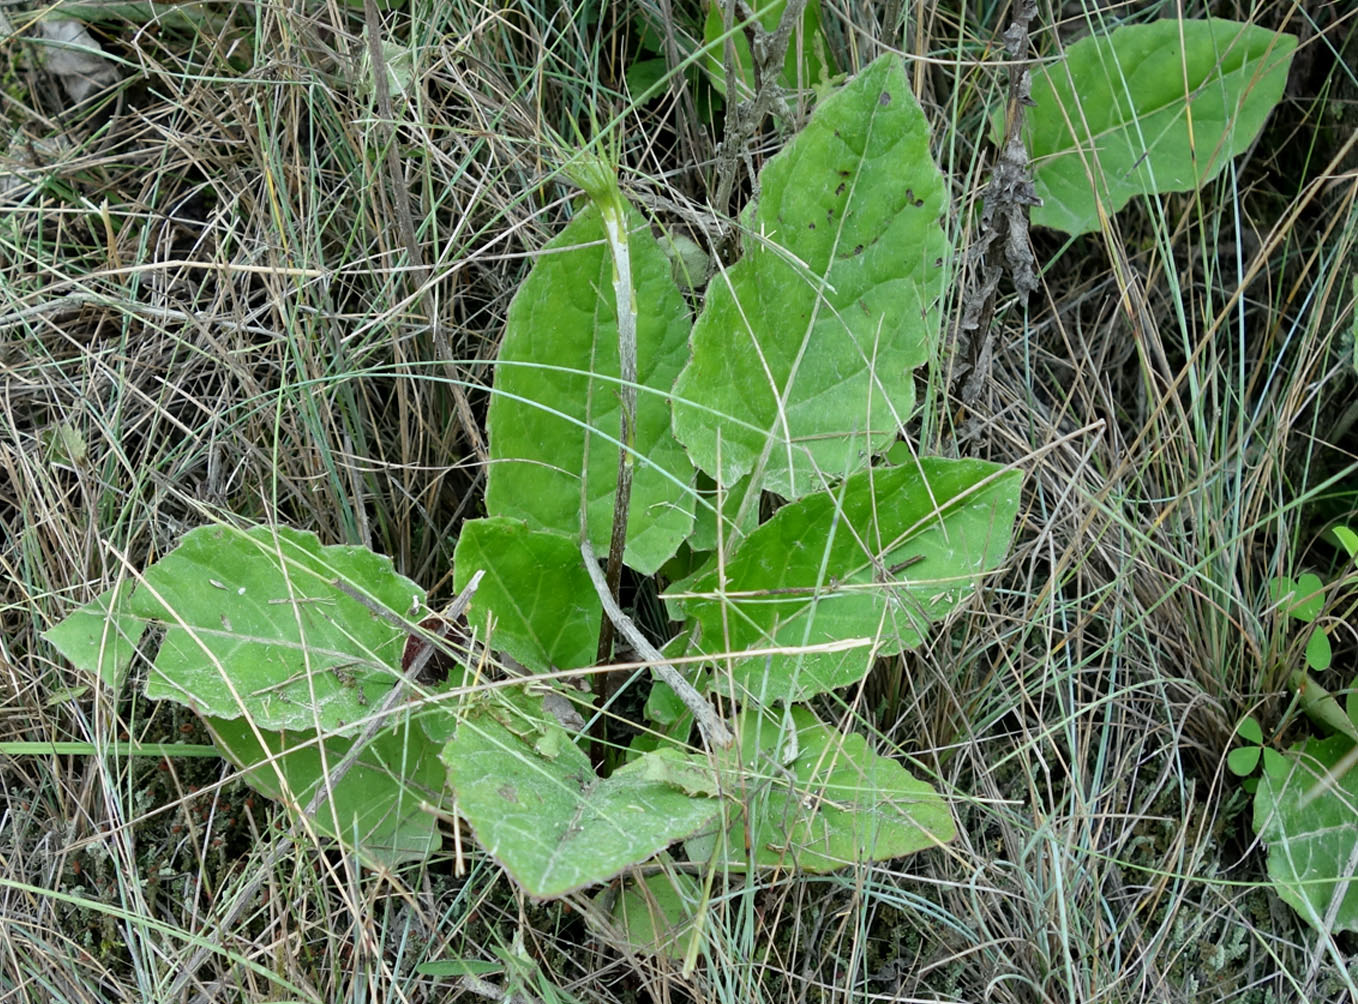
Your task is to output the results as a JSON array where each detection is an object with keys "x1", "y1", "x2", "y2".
[
  {"x1": 1226, "y1": 715, "x2": 1286, "y2": 793},
  {"x1": 1271, "y1": 571, "x2": 1332, "y2": 671}
]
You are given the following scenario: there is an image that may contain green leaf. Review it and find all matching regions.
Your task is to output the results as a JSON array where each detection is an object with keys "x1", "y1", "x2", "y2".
[
  {"x1": 1268, "y1": 574, "x2": 1296, "y2": 609},
  {"x1": 1226, "y1": 745, "x2": 1260, "y2": 776},
  {"x1": 1306, "y1": 627, "x2": 1333, "y2": 672},
  {"x1": 659, "y1": 230, "x2": 712, "y2": 292},
  {"x1": 1271, "y1": 572, "x2": 1324, "y2": 623},
  {"x1": 668, "y1": 459, "x2": 1021, "y2": 701},
  {"x1": 53, "y1": 1, "x2": 228, "y2": 32},
  {"x1": 1018, "y1": 18, "x2": 1297, "y2": 235},
  {"x1": 44, "y1": 581, "x2": 146, "y2": 692},
  {"x1": 1352, "y1": 276, "x2": 1358, "y2": 376},
  {"x1": 644, "y1": 677, "x2": 689, "y2": 728},
  {"x1": 1261, "y1": 746, "x2": 1287, "y2": 779},
  {"x1": 1291, "y1": 573, "x2": 1326, "y2": 622},
  {"x1": 686, "y1": 471, "x2": 756, "y2": 553},
  {"x1": 625, "y1": 57, "x2": 670, "y2": 101},
  {"x1": 442, "y1": 694, "x2": 720, "y2": 897},
  {"x1": 1330, "y1": 524, "x2": 1358, "y2": 560},
  {"x1": 44, "y1": 685, "x2": 89, "y2": 706},
  {"x1": 604, "y1": 869, "x2": 705, "y2": 963},
  {"x1": 452, "y1": 518, "x2": 601, "y2": 673},
  {"x1": 133, "y1": 525, "x2": 422, "y2": 731},
  {"x1": 416, "y1": 960, "x2": 504, "y2": 978},
  {"x1": 685, "y1": 706, "x2": 955, "y2": 871},
  {"x1": 1253, "y1": 734, "x2": 1358, "y2": 933},
  {"x1": 209, "y1": 712, "x2": 447, "y2": 867},
  {"x1": 1228, "y1": 716, "x2": 1264, "y2": 776},
  {"x1": 1235, "y1": 715, "x2": 1263, "y2": 744},
  {"x1": 484, "y1": 203, "x2": 695, "y2": 575},
  {"x1": 116, "y1": 528, "x2": 450, "y2": 865},
  {"x1": 671, "y1": 53, "x2": 949, "y2": 499},
  {"x1": 881, "y1": 439, "x2": 917, "y2": 467},
  {"x1": 42, "y1": 421, "x2": 87, "y2": 466},
  {"x1": 1294, "y1": 670, "x2": 1358, "y2": 745},
  {"x1": 634, "y1": 745, "x2": 722, "y2": 797},
  {"x1": 642, "y1": 638, "x2": 698, "y2": 743}
]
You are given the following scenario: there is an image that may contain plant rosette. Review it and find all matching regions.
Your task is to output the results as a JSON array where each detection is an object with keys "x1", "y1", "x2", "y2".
[{"x1": 47, "y1": 21, "x2": 1297, "y2": 908}]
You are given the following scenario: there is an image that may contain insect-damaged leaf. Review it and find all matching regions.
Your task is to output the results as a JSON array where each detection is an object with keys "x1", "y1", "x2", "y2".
[{"x1": 671, "y1": 53, "x2": 948, "y2": 499}]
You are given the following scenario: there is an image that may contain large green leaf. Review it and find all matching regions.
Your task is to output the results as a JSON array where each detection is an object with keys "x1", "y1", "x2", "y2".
[
  {"x1": 1249, "y1": 728, "x2": 1358, "y2": 934},
  {"x1": 670, "y1": 53, "x2": 949, "y2": 499},
  {"x1": 1254, "y1": 734, "x2": 1358, "y2": 934},
  {"x1": 452, "y1": 517, "x2": 601, "y2": 673},
  {"x1": 132, "y1": 525, "x2": 421, "y2": 730},
  {"x1": 685, "y1": 706, "x2": 954, "y2": 871},
  {"x1": 49, "y1": 524, "x2": 454, "y2": 867},
  {"x1": 209, "y1": 711, "x2": 448, "y2": 868},
  {"x1": 1017, "y1": 18, "x2": 1296, "y2": 235},
  {"x1": 484, "y1": 203, "x2": 694, "y2": 575},
  {"x1": 667, "y1": 459, "x2": 1021, "y2": 702},
  {"x1": 443, "y1": 693, "x2": 721, "y2": 897}
]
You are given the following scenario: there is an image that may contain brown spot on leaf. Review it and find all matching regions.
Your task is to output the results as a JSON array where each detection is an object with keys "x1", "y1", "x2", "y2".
[
  {"x1": 879, "y1": 91, "x2": 891, "y2": 106},
  {"x1": 497, "y1": 785, "x2": 518, "y2": 804}
]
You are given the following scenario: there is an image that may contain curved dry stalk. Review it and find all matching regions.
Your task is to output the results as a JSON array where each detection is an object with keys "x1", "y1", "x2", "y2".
[{"x1": 580, "y1": 539, "x2": 733, "y2": 749}]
